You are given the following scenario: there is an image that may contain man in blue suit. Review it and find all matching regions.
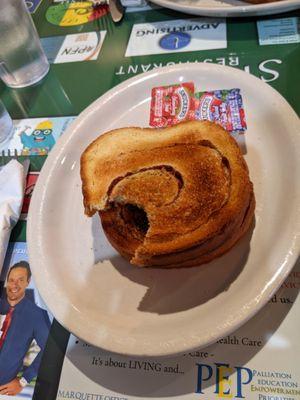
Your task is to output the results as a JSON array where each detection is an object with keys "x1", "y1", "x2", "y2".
[{"x1": 0, "y1": 261, "x2": 51, "y2": 396}]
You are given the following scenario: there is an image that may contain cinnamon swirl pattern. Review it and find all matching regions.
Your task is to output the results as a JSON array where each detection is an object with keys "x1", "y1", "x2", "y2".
[{"x1": 81, "y1": 121, "x2": 255, "y2": 267}]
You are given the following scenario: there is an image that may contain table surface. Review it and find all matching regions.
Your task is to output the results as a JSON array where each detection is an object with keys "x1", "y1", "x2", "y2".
[{"x1": 0, "y1": 1, "x2": 299, "y2": 399}]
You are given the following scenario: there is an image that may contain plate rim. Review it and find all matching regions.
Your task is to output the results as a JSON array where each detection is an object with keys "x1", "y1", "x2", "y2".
[
  {"x1": 149, "y1": 0, "x2": 300, "y2": 17},
  {"x1": 27, "y1": 62, "x2": 300, "y2": 356}
]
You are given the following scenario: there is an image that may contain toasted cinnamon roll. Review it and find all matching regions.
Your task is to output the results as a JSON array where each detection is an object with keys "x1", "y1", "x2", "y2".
[{"x1": 81, "y1": 121, "x2": 255, "y2": 267}]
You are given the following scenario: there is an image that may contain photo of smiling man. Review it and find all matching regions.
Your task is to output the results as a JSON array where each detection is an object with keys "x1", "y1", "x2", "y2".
[{"x1": 0, "y1": 259, "x2": 51, "y2": 397}]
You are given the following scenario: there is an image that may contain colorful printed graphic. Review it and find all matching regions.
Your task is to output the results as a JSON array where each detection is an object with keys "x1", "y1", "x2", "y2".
[
  {"x1": 46, "y1": 2, "x2": 108, "y2": 27},
  {"x1": 159, "y1": 32, "x2": 191, "y2": 50},
  {"x1": 20, "y1": 120, "x2": 55, "y2": 156},
  {"x1": 25, "y1": 0, "x2": 43, "y2": 13},
  {"x1": 150, "y1": 82, "x2": 195, "y2": 127},
  {"x1": 195, "y1": 89, "x2": 247, "y2": 133},
  {"x1": 41, "y1": 32, "x2": 106, "y2": 64},
  {"x1": 0, "y1": 116, "x2": 75, "y2": 156},
  {"x1": 125, "y1": 18, "x2": 227, "y2": 57}
]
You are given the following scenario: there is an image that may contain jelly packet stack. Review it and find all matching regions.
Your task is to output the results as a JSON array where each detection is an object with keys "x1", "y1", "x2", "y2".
[{"x1": 150, "y1": 82, "x2": 247, "y2": 135}]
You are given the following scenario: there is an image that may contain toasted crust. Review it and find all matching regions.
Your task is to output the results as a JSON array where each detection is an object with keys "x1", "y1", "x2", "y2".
[{"x1": 80, "y1": 121, "x2": 255, "y2": 267}]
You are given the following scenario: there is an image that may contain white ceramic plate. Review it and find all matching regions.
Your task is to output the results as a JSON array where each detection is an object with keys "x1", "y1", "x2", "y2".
[
  {"x1": 27, "y1": 63, "x2": 300, "y2": 357},
  {"x1": 150, "y1": 0, "x2": 300, "y2": 17}
]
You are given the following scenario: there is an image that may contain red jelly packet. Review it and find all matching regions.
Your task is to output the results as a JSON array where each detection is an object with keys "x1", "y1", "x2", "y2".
[
  {"x1": 150, "y1": 82, "x2": 195, "y2": 128},
  {"x1": 194, "y1": 88, "x2": 247, "y2": 133}
]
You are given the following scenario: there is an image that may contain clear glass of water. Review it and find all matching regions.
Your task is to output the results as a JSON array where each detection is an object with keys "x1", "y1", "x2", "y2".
[
  {"x1": 0, "y1": 101, "x2": 13, "y2": 143},
  {"x1": 0, "y1": 0, "x2": 50, "y2": 88}
]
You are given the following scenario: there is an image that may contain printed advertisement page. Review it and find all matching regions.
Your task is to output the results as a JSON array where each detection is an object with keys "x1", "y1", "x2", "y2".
[
  {"x1": 0, "y1": 242, "x2": 52, "y2": 399},
  {"x1": 56, "y1": 259, "x2": 300, "y2": 400}
]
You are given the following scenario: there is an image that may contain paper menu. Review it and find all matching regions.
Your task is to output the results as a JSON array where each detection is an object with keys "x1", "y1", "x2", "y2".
[{"x1": 56, "y1": 259, "x2": 300, "y2": 400}]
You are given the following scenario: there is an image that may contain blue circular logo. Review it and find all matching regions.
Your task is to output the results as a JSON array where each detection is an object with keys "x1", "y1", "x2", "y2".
[{"x1": 159, "y1": 32, "x2": 191, "y2": 50}]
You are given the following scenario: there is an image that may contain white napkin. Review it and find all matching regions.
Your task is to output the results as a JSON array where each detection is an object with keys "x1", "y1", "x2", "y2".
[{"x1": 0, "y1": 159, "x2": 29, "y2": 272}]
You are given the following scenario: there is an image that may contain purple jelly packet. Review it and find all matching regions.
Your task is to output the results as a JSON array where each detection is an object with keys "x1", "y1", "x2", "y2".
[{"x1": 194, "y1": 88, "x2": 247, "y2": 133}]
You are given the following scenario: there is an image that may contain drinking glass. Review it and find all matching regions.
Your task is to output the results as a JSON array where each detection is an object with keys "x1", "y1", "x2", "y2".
[
  {"x1": 0, "y1": 101, "x2": 13, "y2": 143},
  {"x1": 0, "y1": 0, "x2": 50, "y2": 88}
]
